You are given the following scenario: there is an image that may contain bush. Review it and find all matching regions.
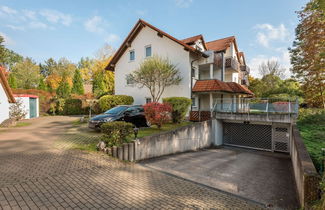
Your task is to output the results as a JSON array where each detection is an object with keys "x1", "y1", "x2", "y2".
[
  {"x1": 100, "y1": 121, "x2": 134, "y2": 146},
  {"x1": 143, "y1": 102, "x2": 172, "y2": 129},
  {"x1": 98, "y1": 95, "x2": 134, "y2": 112},
  {"x1": 163, "y1": 97, "x2": 191, "y2": 123},
  {"x1": 9, "y1": 98, "x2": 27, "y2": 120},
  {"x1": 62, "y1": 99, "x2": 85, "y2": 115}
]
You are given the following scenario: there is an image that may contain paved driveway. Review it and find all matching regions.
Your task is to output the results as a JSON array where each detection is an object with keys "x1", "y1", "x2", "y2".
[
  {"x1": 141, "y1": 148, "x2": 299, "y2": 209},
  {"x1": 0, "y1": 116, "x2": 264, "y2": 209}
]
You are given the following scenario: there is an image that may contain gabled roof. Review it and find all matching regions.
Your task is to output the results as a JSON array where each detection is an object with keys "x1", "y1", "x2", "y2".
[
  {"x1": 206, "y1": 36, "x2": 236, "y2": 52},
  {"x1": 0, "y1": 66, "x2": 16, "y2": 103},
  {"x1": 181, "y1": 34, "x2": 207, "y2": 50},
  {"x1": 106, "y1": 19, "x2": 206, "y2": 71},
  {"x1": 192, "y1": 79, "x2": 253, "y2": 95}
]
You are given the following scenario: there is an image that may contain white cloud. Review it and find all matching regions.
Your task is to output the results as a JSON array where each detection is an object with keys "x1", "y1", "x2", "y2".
[
  {"x1": 135, "y1": 10, "x2": 146, "y2": 16},
  {"x1": 254, "y1": 23, "x2": 289, "y2": 48},
  {"x1": 39, "y1": 9, "x2": 72, "y2": 26},
  {"x1": 175, "y1": 0, "x2": 193, "y2": 8},
  {"x1": 0, "y1": 6, "x2": 17, "y2": 15},
  {"x1": 6, "y1": 24, "x2": 24, "y2": 31},
  {"x1": 105, "y1": 34, "x2": 120, "y2": 43},
  {"x1": 22, "y1": 10, "x2": 37, "y2": 20},
  {"x1": 29, "y1": 21, "x2": 51, "y2": 30},
  {"x1": 0, "y1": 32, "x2": 14, "y2": 45},
  {"x1": 84, "y1": 16, "x2": 105, "y2": 33}
]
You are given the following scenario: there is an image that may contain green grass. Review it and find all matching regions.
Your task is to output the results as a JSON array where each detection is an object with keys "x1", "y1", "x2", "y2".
[
  {"x1": 128, "y1": 121, "x2": 193, "y2": 140},
  {"x1": 14, "y1": 122, "x2": 32, "y2": 127},
  {"x1": 297, "y1": 109, "x2": 325, "y2": 172}
]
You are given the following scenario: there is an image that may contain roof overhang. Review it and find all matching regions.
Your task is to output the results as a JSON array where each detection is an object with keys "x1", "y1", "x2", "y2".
[
  {"x1": 0, "y1": 66, "x2": 16, "y2": 103},
  {"x1": 105, "y1": 19, "x2": 207, "y2": 71}
]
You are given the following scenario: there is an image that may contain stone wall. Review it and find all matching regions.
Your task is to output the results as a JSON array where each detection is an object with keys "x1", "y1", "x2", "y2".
[
  {"x1": 134, "y1": 120, "x2": 213, "y2": 161},
  {"x1": 291, "y1": 125, "x2": 320, "y2": 207}
]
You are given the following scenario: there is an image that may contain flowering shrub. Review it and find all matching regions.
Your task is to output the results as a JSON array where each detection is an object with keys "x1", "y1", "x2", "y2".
[{"x1": 143, "y1": 102, "x2": 172, "y2": 129}]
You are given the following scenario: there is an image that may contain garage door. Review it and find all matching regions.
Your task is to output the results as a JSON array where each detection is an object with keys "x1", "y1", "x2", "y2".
[{"x1": 223, "y1": 122, "x2": 272, "y2": 151}]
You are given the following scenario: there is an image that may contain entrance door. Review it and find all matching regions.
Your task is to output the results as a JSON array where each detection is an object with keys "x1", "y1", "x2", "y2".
[{"x1": 29, "y1": 98, "x2": 37, "y2": 118}]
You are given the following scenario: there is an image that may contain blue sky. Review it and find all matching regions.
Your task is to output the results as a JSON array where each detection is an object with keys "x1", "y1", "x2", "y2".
[{"x1": 0, "y1": 0, "x2": 309, "y2": 77}]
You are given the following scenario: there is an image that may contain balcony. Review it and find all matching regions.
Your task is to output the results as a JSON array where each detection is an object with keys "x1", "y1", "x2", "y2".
[
  {"x1": 225, "y1": 56, "x2": 239, "y2": 72},
  {"x1": 240, "y1": 65, "x2": 250, "y2": 74}
]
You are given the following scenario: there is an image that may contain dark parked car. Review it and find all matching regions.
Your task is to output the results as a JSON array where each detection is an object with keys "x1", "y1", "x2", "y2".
[{"x1": 88, "y1": 105, "x2": 150, "y2": 130}]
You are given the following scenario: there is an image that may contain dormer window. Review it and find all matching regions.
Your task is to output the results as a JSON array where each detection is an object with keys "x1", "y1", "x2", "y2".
[
  {"x1": 145, "y1": 45, "x2": 152, "y2": 57},
  {"x1": 129, "y1": 50, "x2": 135, "y2": 61}
]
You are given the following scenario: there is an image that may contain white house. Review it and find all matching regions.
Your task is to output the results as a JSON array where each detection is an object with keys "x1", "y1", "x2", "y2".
[
  {"x1": 0, "y1": 67, "x2": 16, "y2": 124},
  {"x1": 106, "y1": 19, "x2": 253, "y2": 121}
]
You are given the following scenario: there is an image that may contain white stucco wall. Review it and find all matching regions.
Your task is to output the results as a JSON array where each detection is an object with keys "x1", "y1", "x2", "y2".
[
  {"x1": 114, "y1": 26, "x2": 192, "y2": 105},
  {"x1": 0, "y1": 84, "x2": 10, "y2": 124}
]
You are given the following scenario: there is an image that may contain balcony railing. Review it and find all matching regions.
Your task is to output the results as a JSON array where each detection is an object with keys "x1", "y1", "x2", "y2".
[
  {"x1": 213, "y1": 98, "x2": 299, "y2": 114},
  {"x1": 225, "y1": 56, "x2": 239, "y2": 71},
  {"x1": 240, "y1": 65, "x2": 250, "y2": 74}
]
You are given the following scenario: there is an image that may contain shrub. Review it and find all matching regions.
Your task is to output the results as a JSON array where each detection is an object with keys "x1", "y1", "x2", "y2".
[
  {"x1": 62, "y1": 99, "x2": 85, "y2": 115},
  {"x1": 163, "y1": 97, "x2": 191, "y2": 123},
  {"x1": 143, "y1": 102, "x2": 172, "y2": 129},
  {"x1": 56, "y1": 98, "x2": 65, "y2": 114},
  {"x1": 9, "y1": 98, "x2": 27, "y2": 120},
  {"x1": 101, "y1": 121, "x2": 134, "y2": 146},
  {"x1": 98, "y1": 95, "x2": 134, "y2": 112}
]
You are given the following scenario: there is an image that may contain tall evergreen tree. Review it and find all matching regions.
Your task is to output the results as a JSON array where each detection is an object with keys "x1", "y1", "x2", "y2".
[
  {"x1": 71, "y1": 68, "x2": 84, "y2": 95},
  {"x1": 56, "y1": 79, "x2": 71, "y2": 99},
  {"x1": 289, "y1": 0, "x2": 325, "y2": 108},
  {"x1": 38, "y1": 77, "x2": 47, "y2": 91},
  {"x1": 8, "y1": 73, "x2": 17, "y2": 89}
]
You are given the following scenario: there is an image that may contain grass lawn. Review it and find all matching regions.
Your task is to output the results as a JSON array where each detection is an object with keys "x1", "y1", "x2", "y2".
[
  {"x1": 15, "y1": 122, "x2": 32, "y2": 127},
  {"x1": 133, "y1": 121, "x2": 193, "y2": 139},
  {"x1": 297, "y1": 109, "x2": 325, "y2": 172}
]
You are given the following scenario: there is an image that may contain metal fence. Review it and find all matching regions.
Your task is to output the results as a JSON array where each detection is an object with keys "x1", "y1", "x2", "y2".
[{"x1": 212, "y1": 98, "x2": 299, "y2": 115}]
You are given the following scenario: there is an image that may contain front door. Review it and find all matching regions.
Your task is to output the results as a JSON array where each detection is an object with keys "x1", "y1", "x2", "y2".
[{"x1": 29, "y1": 98, "x2": 37, "y2": 118}]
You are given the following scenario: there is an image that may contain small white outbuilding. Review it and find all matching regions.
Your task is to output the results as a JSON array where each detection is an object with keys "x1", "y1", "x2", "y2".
[
  {"x1": 0, "y1": 67, "x2": 16, "y2": 124},
  {"x1": 13, "y1": 94, "x2": 39, "y2": 119}
]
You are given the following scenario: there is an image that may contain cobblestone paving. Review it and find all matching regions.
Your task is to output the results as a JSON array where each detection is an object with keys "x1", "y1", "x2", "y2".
[{"x1": 0, "y1": 116, "x2": 265, "y2": 209}]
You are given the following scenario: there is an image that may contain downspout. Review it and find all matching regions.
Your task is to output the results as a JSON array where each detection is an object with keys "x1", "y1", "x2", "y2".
[{"x1": 190, "y1": 57, "x2": 200, "y2": 113}]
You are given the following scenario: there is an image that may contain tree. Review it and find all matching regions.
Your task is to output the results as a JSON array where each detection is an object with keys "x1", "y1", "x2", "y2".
[
  {"x1": 258, "y1": 60, "x2": 285, "y2": 78},
  {"x1": 92, "y1": 58, "x2": 114, "y2": 98},
  {"x1": 71, "y1": 68, "x2": 84, "y2": 95},
  {"x1": 11, "y1": 57, "x2": 40, "y2": 89},
  {"x1": 78, "y1": 57, "x2": 94, "y2": 83},
  {"x1": 56, "y1": 78, "x2": 71, "y2": 98},
  {"x1": 128, "y1": 56, "x2": 182, "y2": 102},
  {"x1": 289, "y1": 0, "x2": 325, "y2": 108},
  {"x1": 8, "y1": 73, "x2": 17, "y2": 89},
  {"x1": 38, "y1": 77, "x2": 47, "y2": 91},
  {"x1": 0, "y1": 35, "x2": 23, "y2": 68}
]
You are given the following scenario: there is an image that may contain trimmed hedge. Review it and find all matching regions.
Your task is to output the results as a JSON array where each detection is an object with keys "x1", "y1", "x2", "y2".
[
  {"x1": 62, "y1": 99, "x2": 84, "y2": 115},
  {"x1": 98, "y1": 95, "x2": 134, "y2": 112},
  {"x1": 163, "y1": 97, "x2": 191, "y2": 123},
  {"x1": 101, "y1": 121, "x2": 134, "y2": 146}
]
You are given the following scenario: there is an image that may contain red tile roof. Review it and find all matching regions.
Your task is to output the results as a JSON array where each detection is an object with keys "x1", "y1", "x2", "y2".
[
  {"x1": 181, "y1": 34, "x2": 208, "y2": 51},
  {"x1": 192, "y1": 79, "x2": 253, "y2": 95},
  {"x1": 206, "y1": 36, "x2": 235, "y2": 52},
  {"x1": 0, "y1": 66, "x2": 16, "y2": 103},
  {"x1": 106, "y1": 19, "x2": 206, "y2": 71}
]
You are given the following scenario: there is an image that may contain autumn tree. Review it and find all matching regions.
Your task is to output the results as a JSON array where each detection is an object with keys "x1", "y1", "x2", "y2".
[
  {"x1": 289, "y1": 0, "x2": 325, "y2": 108},
  {"x1": 71, "y1": 68, "x2": 84, "y2": 95},
  {"x1": 11, "y1": 57, "x2": 40, "y2": 89},
  {"x1": 56, "y1": 78, "x2": 71, "y2": 99},
  {"x1": 78, "y1": 57, "x2": 94, "y2": 83},
  {"x1": 128, "y1": 56, "x2": 182, "y2": 102},
  {"x1": 258, "y1": 60, "x2": 285, "y2": 78}
]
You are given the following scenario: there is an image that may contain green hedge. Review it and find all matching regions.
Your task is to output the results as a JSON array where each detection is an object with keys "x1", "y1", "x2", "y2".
[
  {"x1": 62, "y1": 99, "x2": 85, "y2": 115},
  {"x1": 98, "y1": 95, "x2": 134, "y2": 112},
  {"x1": 163, "y1": 97, "x2": 191, "y2": 123},
  {"x1": 101, "y1": 121, "x2": 134, "y2": 146}
]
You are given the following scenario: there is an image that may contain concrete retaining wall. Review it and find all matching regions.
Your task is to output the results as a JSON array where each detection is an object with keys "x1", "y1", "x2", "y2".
[
  {"x1": 134, "y1": 120, "x2": 213, "y2": 161},
  {"x1": 291, "y1": 125, "x2": 320, "y2": 207}
]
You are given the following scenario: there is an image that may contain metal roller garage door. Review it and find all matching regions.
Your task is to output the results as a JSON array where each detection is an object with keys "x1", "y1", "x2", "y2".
[{"x1": 223, "y1": 122, "x2": 272, "y2": 151}]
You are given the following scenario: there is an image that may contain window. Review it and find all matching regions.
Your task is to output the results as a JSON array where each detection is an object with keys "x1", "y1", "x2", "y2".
[
  {"x1": 126, "y1": 74, "x2": 134, "y2": 85},
  {"x1": 129, "y1": 50, "x2": 135, "y2": 61},
  {"x1": 145, "y1": 45, "x2": 152, "y2": 57},
  {"x1": 145, "y1": 97, "x2": 152, "y2": 104},
  {"x1": 191, "y1": 98, "x2": 196, "y2": 107}
]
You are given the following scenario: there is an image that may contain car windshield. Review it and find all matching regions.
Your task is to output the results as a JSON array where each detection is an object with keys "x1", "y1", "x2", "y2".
[{"x1": 104, "y1": 106, "x2": 128, "y2": 115}]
